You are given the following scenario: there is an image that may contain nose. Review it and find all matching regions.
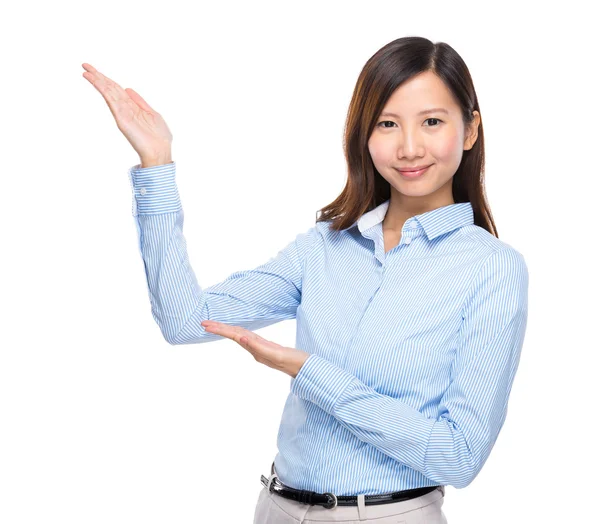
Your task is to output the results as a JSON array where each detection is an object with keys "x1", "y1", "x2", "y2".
[{"x1": 397, "y1": 128, "x2": 425, "y2": 158}]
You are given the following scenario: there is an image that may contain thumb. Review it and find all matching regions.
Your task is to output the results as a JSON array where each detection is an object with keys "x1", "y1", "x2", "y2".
[{"x1": 126, "y1": 88, "x2": 155, "y2": 113}]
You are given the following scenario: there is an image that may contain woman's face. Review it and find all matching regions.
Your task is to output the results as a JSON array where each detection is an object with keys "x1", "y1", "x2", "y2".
[{"x1": 368, "y1": 71, "x2": 480, "y2": 208}]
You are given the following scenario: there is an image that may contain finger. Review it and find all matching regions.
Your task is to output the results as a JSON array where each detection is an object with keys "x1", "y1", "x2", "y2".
[
  {"x1": 202, "y1": 322, "x2": 247, "y2": 340},
  {"x1": 82, "y1": 63, "x2": 134, "y2": 112},
  {"x1": 201, "y1": 322, "x2": 273, "y2": 354},
  {"x1": 125, "y1": 87, "x2": 156, "y2": 113},
  {"x1": 82, "y1": 63, "x2": 127, "y2": 102}
]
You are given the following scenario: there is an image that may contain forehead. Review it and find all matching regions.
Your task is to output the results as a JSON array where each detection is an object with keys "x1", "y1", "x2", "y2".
[{"x1": 382, "y1": 71, "x2": 460, "y2": 116}]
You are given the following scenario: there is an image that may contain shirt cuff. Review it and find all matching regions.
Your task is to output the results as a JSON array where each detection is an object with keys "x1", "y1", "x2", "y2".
[
  {"x1": 128, "y1": 161, "x2": 181, "y2": 216},
  {"x1": 290, "y1": 354, "x2": 356, "y2": 413}
]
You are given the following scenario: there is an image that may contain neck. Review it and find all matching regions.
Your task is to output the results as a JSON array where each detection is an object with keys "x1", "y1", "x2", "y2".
[{"x1": 383, "y1": 190, "x2": 454, "y2": 232}]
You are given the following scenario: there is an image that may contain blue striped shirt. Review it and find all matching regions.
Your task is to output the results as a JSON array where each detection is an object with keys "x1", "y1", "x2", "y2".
[{"x1": 128, "y1": 161, "x2": 529, "y2": 494}]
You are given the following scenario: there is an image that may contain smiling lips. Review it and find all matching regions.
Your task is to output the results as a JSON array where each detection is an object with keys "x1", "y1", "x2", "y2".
[
  {"x1": 396, "y1": 164, "x2": 432, "y2": 178},
  {"x1": 397, "y1": 164, "x2": 432, "y2": 172}
]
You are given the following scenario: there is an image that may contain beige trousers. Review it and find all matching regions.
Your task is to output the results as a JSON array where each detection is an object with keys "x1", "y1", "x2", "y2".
[{"x1": 253, "y1": 463, "x2": 448, "y2": 523}]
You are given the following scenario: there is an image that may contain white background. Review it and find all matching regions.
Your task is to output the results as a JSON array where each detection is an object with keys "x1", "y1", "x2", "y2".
[{"x1": 1, "y1": 0, "x2": 598, "y2": 522}]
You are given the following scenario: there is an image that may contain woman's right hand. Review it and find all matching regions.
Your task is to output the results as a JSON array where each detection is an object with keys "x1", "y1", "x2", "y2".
[{"x1": 82, "y1": 63, "x2": 173, "y2": 165}]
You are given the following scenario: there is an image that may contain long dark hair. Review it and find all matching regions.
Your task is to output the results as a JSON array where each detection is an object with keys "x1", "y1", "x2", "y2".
[{"x1": 316, "y1": 36, "x2": 497, "y2": 238}]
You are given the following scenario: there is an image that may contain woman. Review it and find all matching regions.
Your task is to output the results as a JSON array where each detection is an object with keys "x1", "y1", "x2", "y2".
[{"x1": 82, "y1": 36, "x2": 528, "y2": 523}]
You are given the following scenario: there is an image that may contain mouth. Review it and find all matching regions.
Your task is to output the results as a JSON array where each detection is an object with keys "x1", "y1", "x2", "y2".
[{"x1": 395, "y1": 164, "x2": 432, "y2": 178}]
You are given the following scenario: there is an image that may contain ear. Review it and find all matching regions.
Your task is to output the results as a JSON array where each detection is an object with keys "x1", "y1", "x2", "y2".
[{"x1": 463, "y1": 111, "x2": 481, "y2": 151}]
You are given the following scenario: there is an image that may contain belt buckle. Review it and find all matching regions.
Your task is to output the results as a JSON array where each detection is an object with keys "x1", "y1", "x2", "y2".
[
  {"x1": 323, "y1": 492, "x2": 337, "y2": 509},
  {"x1": 261, "y1": 473, "x2": 284, "y2": 492},
  {"x1": 261, "y1": 473, "x2": 337, "y2": 510}
]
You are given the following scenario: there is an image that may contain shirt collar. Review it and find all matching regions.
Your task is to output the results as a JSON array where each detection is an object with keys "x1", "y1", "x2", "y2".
[{"x1": 340, "y1": 199, "x2": 474, "y2": 240}]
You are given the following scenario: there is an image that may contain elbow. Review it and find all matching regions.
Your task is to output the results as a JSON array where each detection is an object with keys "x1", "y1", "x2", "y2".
[
  {"x1": 448, "y1": 450, "x2": 488, "y2": 489},
  {"x1": 439, "y1": 464, "x2": 479, "y2": 490},
  {"x1": 163, "y1": 329, "x2": 179, "y2": 346},
  {"x1": 165, "y1": 336, "x2": 179, "y2": 346},
  {"x1": 426, "y1": 445, "x2": 484, "y2": 489},
  {"x1": 162, "y1": 323, "x2": 188, "y2": 345},
  {"x1": 164, "y1": 325, "x2": 218, "y2": 346},
  {"x1": 427, "y1": 419, "x2": 495, "y2": 489},
  {"x1": 161, "y1": 308, "x2": 213, "y2": 345},
  {"x1": 164, "y1": 328, "x2": 194, "y2": 345},
  {"x1": 451, "y1": 471, "x2": 477, "y2": 490}
]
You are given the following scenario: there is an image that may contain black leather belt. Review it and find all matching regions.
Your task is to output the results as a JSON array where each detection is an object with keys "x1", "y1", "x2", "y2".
[{"x1": 260, "y1": 464, "x2": 440, "y2": 509}]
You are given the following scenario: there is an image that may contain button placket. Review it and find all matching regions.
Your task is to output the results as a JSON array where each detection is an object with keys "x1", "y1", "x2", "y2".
[{"x1": 401, "y1": 219, "x2": 418, "y2": 245}]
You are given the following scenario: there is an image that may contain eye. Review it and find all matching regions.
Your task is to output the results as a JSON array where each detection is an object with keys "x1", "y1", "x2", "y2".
[
  {"x1": 376, "y1": 118, "x2": 443, "y2": 128},
  {"x1": 424, "y1": 118, "x2": 442, "y2": 126}
]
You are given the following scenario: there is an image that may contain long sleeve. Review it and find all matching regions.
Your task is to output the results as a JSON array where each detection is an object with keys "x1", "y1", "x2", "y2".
[
  {"x1": 128, "y1": 162, "x2": 320, "y2": 345},
  {"x1": 290, "y1": 247, "x2": 529, "y2": 488}
]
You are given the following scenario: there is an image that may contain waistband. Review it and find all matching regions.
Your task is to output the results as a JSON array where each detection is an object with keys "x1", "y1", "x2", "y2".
[{"x1": 261, "y1": 461, "x2": 442, "y2": 509}]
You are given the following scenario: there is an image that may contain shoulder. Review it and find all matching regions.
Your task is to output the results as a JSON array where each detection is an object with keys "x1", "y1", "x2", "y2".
[{"x1": 458, "y1": 224, "x2": 528, "y2": 273}]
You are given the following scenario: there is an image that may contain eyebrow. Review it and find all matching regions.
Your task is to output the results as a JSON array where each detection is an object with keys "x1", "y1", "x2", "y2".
[{"x1": 380, "y1": 108, "x2": 450, "y2": 118}]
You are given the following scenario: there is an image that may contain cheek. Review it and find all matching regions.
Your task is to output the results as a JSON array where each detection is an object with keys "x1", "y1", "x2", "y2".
[
  {"x1": 432, "y1": 132, "x2": 463, "y2": 160},
  {"x1": 368, "y1": 138, "x2": 388, "y2": 164}
]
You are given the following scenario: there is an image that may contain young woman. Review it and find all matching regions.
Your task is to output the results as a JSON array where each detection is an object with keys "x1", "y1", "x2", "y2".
[{"x1": 83, "y1": 35, "x2": 528, "y2": 524}]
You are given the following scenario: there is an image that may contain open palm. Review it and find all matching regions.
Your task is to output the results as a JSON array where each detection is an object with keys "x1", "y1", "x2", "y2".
[{"x1": 82, "y1": 63, "x2": 172, "y2": 163}]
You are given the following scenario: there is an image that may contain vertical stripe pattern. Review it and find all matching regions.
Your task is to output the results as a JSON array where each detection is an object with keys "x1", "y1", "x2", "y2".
[{"x1": 128, "y1": 161, "x2": 529, "y2": 494}]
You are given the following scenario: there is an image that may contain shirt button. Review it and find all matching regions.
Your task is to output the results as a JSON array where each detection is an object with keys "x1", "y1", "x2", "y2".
[
  {"x1": 404, "y1": 237, "x2": 412, "y2": 244},
  {"x1": 140, "y1": 188, "x2": 147, "y2": 196},
  {"x1": 411, "y1": 221, "x2": 418, "y2": 229}
]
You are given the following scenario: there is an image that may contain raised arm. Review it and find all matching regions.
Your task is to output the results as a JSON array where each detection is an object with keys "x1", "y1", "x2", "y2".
[
  {"x1": 82, "y1": 62, "x2": 320, "y2": 346},
  {"x1": 129, "y1": 161, "x2": 320, "y2": 345}
]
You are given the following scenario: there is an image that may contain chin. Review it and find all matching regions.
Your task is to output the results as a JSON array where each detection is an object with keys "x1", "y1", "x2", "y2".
[{"x1": 390, "y1": 186, "x2": 433, "y2": 197}]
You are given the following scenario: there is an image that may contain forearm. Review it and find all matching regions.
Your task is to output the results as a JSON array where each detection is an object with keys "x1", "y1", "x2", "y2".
[
  {"x1": 291, "y1": 354, "x2": 480, "y2": 488},
  {"x1": 128, "y1": 161, "x2": 214, "y2": 344}
]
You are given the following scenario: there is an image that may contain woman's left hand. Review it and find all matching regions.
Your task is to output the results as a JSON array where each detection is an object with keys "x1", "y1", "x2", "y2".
[{"x1": 200, "y1": 320, "x2": 311, "y2": 378}]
